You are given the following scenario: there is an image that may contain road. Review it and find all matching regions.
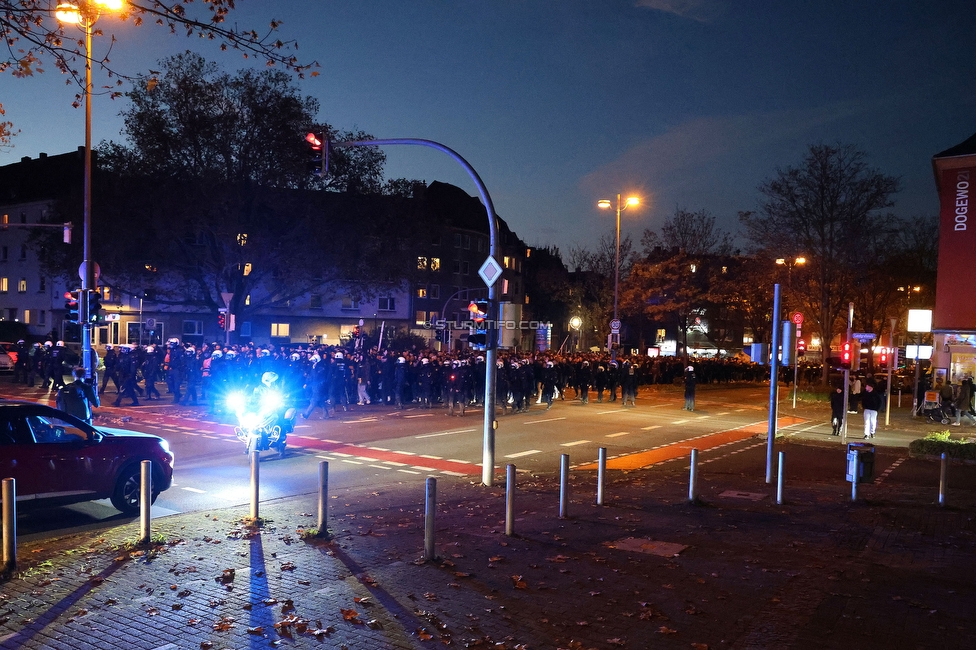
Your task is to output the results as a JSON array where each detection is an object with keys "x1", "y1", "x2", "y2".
[{"x1": 2, "y1": 382, "x2": 814, "y2": 539}]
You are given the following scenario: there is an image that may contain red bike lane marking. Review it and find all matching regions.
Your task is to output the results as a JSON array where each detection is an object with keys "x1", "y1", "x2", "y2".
[{"x1": 575, "y1": 416, "x2": 807, "y2": 471}]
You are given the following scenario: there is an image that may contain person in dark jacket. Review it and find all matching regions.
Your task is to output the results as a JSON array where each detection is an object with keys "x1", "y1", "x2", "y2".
[
  {"x1": 861, "y1": 381, "x2": 883, "y2": 439},
  {"x1": 57, "y1": 367, "x2": 100, "y2": 424},
  {"x1": 683, "y1": 365, "x2": 697, "y2": 411},
  {"x1": 830, "y1": 384, "x2": 845, "y2": 436}
]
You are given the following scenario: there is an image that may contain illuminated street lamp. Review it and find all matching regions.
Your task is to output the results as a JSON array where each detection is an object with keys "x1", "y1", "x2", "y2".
[
  {"x1": 907, "y1": 308, "x2": 932, "y2": 418},
  {"x1": 597, "y1": 194, "x2": 639, "y2": 358},
  {"x1": 56, "y1": 0, "x2": 125, "y2": 380}
]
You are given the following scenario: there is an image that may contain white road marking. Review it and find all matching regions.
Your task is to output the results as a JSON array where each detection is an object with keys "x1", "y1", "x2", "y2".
[
  {"x1": 606, "y1": 431, "x2": 631, "y2": 438},
  {"x1": 342, "y1": 459, "x2": 363, "y2": 465},
  {"x1": 369, "y1": 465, "x2": 392, "y2": 470},
  {"x1": 672, "y1": 419, "x2": 688, "y2": 424},
  {"x1": 505, "y1": 449, "x2": 542, "y2": 458},
  {"x1": 367, "y1": 446, "x2": 391, "y2": 451},
  {"x1": 406, "y1": 413, "x2": 434, "y2": 418},
  {"x1": 411, "y1": 466, "x2": 437, "y2": 471},
  {"x1": 415, "y1": 428, "x2": 476, "y2": 439},
  {"x1": 641, "y1": 425, "x2": 661, "y2": 431},
  {"x1": 355, "y1": 457, "x2": 379, "y2": 463},
  {"x1": 382, "y1": 460, "x2": 409, "y2": 466},
  {"x1": 524, "y1": 417, "x2": 566, "y2": 424},
  {"x1": 397, "y1": 469, "x2": 421, "y2": 474},
  {"x1": 180, "y1": 487, "x2": 206, "y2": 494},
  {"x1": 561, "y1": 440, "x2": 590, "y2": 447},
  {"x1": 419, "y1": 454, "x2": 443, "y2": 459}
]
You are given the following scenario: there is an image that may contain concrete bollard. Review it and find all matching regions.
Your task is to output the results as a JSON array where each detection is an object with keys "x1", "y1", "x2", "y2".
[
  {"x1": 317, "y1": 461, "x2": 329, "y2": 537},
  {"x1": 596, "y1": 447, "x2": 607, "y2": 506},
  {"x1": 688, "y1": 448, "x2": 699, "y2": 503},
  {"x1": 2, "y1": 478, "x2": 15, "y2": 571},
  {"x1": 505, "y1": 464, "x2": 516, "y2": 536},
  {"x1": 559, "y1": 454, "x2": 570, "y2": 519},
  {"x1": 939, "y1": 452, "x2": 948, "y2": 507},
  {"x1": 424, "y1": 477, "x2": 437, "y2": 561},
  {"x1": 776, "y1": 451, "x2": 785, "y2": 505},
  {"x1": 139, "y1": 460, "x2": 152, "y2": 544},
  {"x1": 250, "y1": 451, "x2": 260, "y2": 519}
]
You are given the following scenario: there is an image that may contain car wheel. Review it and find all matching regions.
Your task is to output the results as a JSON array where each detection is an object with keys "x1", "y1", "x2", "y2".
[{"x1": 110, "y1": 464, "x2": 159, "y2": 514}]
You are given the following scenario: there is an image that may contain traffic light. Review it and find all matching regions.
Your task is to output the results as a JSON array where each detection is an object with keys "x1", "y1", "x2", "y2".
[
  {"x1": 87, "y1": 290, "x2": 102, "y2": 323},
  {"x1": 218, "y1": 311, "x2": 226, "y2": 330},
  {"x1": 839, "y1": 340, "x2": 852, "y2": 369},
  {"x1": 305, "y1": 132, "x2": 326, "y2": 178},
  {"x1": 64, "y1": 290, "x2": 80, "y2": 323},
  {"x1": 468, "y1": 300, "x2": 489, "y2": 350},
  {"x1": 879, "y1": 347, "x2": 888, "y2": 367},
  {"x1": 797, "y1": 339, "x2": 806, "y2": 357}
]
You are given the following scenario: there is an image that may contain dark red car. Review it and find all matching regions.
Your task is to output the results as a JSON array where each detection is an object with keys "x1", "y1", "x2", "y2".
[{"x1": 0, "y1": 402, "x2": 174, "y2": 514}]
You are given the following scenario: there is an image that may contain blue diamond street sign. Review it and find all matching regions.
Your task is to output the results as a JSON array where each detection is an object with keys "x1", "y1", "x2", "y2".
[{"x1": 478, "y1": 256, "x2": 503, "y2": 287}]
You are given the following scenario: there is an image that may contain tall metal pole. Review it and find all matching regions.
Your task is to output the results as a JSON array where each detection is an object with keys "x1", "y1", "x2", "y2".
[
  {"x1": 842, "y1": 303, "x2": 853, "y2": 437},
  {"x1": 81, "y1": 19, "x2": 94, "y2": 380},
  {"x1": 766, "y1": 284, "x2": 781, "y2": 483},
  {"x1": 332, "y1": 138, "x2": 500, "y2": 486},
  {"x1": 885, "y1": 317, "x2": 896, "y2": 426},
  {"x1": 613, "y1": 194, "x2": 621, "y2": 324}
]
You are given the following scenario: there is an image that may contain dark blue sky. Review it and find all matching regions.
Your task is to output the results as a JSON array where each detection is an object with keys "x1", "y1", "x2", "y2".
[{"x1": 2, "y1": 1, "x2": 974, "y2": 255}]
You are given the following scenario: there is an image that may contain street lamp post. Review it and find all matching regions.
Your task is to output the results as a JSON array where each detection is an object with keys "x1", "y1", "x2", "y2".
[
  {"x1": 907, "y1": 309, "x2": 932, "y2": 418},
  {"x1": 56, "y1": 0, "x2": 124, "y2": 380},
  {"x1": 597, "y1": 194, "x2": 639, "y2": 359}
]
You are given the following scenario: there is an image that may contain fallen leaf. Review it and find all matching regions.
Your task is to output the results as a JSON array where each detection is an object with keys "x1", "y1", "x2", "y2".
[
  {"x1": 341, "y1": 608, "x2": 362, "y2": 623},
  {"x1": 200, "y1": 642, "x2": 213, "y2": 649},
  {"x1": 246, "y1": 626, "x2": 264, "y2": 635},
  {"x1": 657, "y1": 626, "x2": 677, "y2": 635},
  {"x1": 511, "y1": 575, "x2": 528, "y2": 589}
]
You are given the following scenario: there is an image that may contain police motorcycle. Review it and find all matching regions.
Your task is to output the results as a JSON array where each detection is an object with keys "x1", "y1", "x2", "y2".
[{"x1": 227, "y1": 371, "x2": 296, "y2": 458}]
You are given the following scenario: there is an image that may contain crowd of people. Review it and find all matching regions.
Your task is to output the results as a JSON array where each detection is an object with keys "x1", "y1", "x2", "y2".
[{"x1": 8, "y1": 338, "x2": 783, "y2": 418}]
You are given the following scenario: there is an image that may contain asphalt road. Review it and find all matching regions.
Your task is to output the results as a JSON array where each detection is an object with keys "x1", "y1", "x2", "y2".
[{"x1": 2, "y1": 381, "x2": 901, "y2": 540}]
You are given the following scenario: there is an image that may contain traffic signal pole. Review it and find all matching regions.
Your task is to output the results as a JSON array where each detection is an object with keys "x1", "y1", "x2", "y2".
[
  {"x1": 327, "y1": 137, "x2": 502, "y2": 487},
  {"x1": 842, "y1": 302, "x2": 854, "y2": 438}
]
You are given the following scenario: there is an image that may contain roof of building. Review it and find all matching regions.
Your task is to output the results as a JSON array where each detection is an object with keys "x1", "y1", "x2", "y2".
[{"x1": 933, "y1": 132, "x2": 976, "y2": 159}]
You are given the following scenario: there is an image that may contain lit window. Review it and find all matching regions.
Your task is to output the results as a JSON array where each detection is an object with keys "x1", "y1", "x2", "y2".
[
  {"x1": 430, "y1": 257, "x2": 441, "y2": 271},
  {"x1": 245, "y1": 294, "x2": 251, "y2": 306},
  {"x1": 690, "y1": 264, "x2": 697, "y2": 273},
  {"x1": 271, "y1": 323, "x2": 290, "y2": 337},
  {"x1": 417, "y1": 256, "x2": 428, "y2": 270},
  {"x1": 237, "y1": 233, "x2": 248, "y2": 246},
  {"x1": 417, "y1": 286, "x2": 427, "y2": 298},
  {"x1": 0, "y1": 278, "x2": 7, "y2": 292},
  {"x1": 17, "y1": 278, "x2": 26, "y2": 293},
  {"x1": 23, "y1": 309, "x2": 30, "y2": 324},
  {"x1": 503, "y1": 256, "x2": 510, "y2": 268},
  {"x1": 722, "y1": 266, "x2": 728, "y2": 274},
  {"x1": 415, "y1": 310, "x2": 427, "y2": 325},
  {"x1": 502, "y1": 278, "x2": 509, "y2": 294},
  {"x1": 243, "y1": 262, "x2": 252, "y2": 276}
]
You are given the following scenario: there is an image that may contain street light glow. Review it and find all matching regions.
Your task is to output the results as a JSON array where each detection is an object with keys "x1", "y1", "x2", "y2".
[
  {"x1": 55, "y1": 3, "x2": 82, "y2": 23},
  {"x1": 597, "y1": 199, "x2": 611, "y2": 209},
  {"x1": 625, "y1": 196, "x2": 639, "y2": 207}
]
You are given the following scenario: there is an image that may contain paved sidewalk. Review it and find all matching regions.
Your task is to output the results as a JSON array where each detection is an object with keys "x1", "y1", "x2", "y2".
[{"x1": 2, "y1": 440, "x2": 975, "y2": 650}]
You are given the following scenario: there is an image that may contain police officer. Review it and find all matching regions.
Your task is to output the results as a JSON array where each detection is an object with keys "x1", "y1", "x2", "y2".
[{"x1": 100, "y1": 344, "x2": 119, "y2": 394}]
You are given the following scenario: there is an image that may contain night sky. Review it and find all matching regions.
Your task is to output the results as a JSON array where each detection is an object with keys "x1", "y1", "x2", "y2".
[{"x1": 1, "y1": 1, "x2": 974, "y2": 255}]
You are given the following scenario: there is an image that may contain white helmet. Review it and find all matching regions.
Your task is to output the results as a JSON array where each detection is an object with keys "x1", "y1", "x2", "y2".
[
  {"x1": 334, "y1": 351, "x2": 344, "y2": 360},
  {"x1": 310, "y1": 354, "x2": 321, "y2": 363},
  {"x1": 397, "y1": 356, "x2": 406, "y2": 364},
  {"x1": 421, "y1": 358, "x2": 429, "y2": 365},
  {"x1": 210, "y1": 350, "x2": 223, "y2": 359},
  {"x1": 290, "y1": 352, "x2": 300, "y2": 361},
  {"x1": 44, "y1": 341, "x2": 52, "y2": 348},
  {"x1": 262, "y1": 371, "x2": 278, "y2": 387},
  {"x1": 56, "y1": 340, "x2": 64, "y2": 347}
]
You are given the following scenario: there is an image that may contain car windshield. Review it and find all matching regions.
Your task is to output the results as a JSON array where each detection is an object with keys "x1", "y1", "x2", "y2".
[{"x1": 26, "y1": 414, "x2": 91, "y2": 443}]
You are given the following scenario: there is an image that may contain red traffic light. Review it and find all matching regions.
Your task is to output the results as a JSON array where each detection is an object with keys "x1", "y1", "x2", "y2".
[
  {"x1": 840, "y1": 341, "x2": 852, "y2": 369},
  {"x1": 305, "y1": 132, "x2": 322, "y2": 149},
  {"x1": 218, "y1": 312, "x2": 226, "y2": 329}
]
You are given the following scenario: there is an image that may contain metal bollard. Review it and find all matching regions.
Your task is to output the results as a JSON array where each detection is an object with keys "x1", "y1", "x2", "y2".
[
  {"x1": 424, "y1": 477, "x2": 437, "y2": 561},
  {"x1": 776, "y1": 451, "x2": 785, "y2": 505},
  {"x1": 939, "y1": 452, "x2": 948, "y2": 507},
  {"x1": 850, "y1": 449, "x2": 858, "y2": 502},
  {"x1": 2, "y1": 478, "x2": 15, "y2": 571},
  {"x1": 596, "y1": 447, "x2": 607, "y2": 506},
  {"x1": 139, "y1": 460, "x2": 152, "y2": 544},
  {"x1": 317, "y1": 461, "x2": 329, "y2": 537},
  {"x1": 688, "y1": 448, "x2": 699, "y2": 502},
  {"x1": 505, "y1": 464, "x2": 516, "y2": 536},
  {"x1": 559, "y1": 454, "x2": 570, "y2": 519},
  {"x1": 250, "y1": 451, "x2": 260, "y2": 519}
]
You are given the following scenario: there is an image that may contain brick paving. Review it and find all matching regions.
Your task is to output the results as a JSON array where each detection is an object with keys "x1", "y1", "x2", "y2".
[{"x1": 2, "y1": 437, "x2": 975, "y2": 650}]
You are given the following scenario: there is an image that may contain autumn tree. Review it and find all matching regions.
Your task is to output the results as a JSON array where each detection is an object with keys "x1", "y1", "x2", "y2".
[
  {"x1": 640, "y1": 207, "x2": 735, "y2": 256},
  {"x1": 739, "y1": 143, "x2": 899, "y2": 384},
  {"x1": 40, "y1": 53, "x2": 424, "y2": 321},
  {"x1": 1, "y1": 0, "x2": 314, "y2": 92}
]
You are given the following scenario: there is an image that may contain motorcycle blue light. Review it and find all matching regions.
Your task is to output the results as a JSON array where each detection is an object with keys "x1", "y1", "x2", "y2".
[{"x1": 260, "y1": 390, "x2": 283, "y2": 412}]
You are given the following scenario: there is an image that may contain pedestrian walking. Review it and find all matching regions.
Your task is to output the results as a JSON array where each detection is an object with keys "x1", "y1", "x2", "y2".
[
  {"x1": 830, "y1": 384, "x2": 845, "y2": 436},
  {"x1": 56, "y1": 366, "x2": 100, "y2": 424},
  {"x1": 952, "y1": 376, "x2": 976, "y2": 426},
  {"x1": 684, "y1": 364, "x2": 697, "y2": 411},
  {"x1": 861, "y1": 381, "x2": 882, "y2": 438}
]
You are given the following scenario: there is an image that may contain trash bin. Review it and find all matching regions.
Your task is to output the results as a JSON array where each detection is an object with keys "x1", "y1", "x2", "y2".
[{"x1": 846, "y1": 442, "x2": 875, "y2": 483}]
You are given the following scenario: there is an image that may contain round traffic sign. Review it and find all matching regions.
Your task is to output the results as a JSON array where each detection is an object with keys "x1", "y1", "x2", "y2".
[
  {"x1": 791, "y1": 312, "x2": 804, "y2": 325},
  {"x1": 609, "y1": 318, "x2": 621, "y2": 331}
]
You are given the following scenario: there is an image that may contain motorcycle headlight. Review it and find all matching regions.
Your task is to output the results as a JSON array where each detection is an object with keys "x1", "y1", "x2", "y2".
[
  {"x1": 260, "y1": 390, "x2": 283, "y2": 412},
  {"x1": 226, "y1": 391, "x2": 247, "y2": 412},
  {"x1": 240, "y1": 412, "x2": 261, "y2": 429}
]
